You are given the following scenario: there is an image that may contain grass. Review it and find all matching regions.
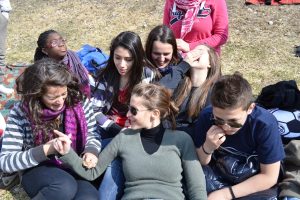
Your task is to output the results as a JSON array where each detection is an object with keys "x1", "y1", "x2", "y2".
[
  {"x1": 5, "y1": 0, "x2": 300, "y2": 95},
  {"x1": 1, "y1": 0, "x2": 300, "y2": 199}
]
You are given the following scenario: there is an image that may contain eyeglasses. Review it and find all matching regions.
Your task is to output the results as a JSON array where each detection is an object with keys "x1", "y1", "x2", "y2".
[
  {"x1": 211, "y1": 115, "x2": 243, "y2": 129},
  {"x1": 128, "y1": 105, "x2": 149, "y2": 116},
  {"x1": 48, "y1": 38, "x2": 67, "y2": 48}
]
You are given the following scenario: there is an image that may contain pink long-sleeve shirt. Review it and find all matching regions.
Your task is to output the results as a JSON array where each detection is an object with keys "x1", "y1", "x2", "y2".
[{"x1": 163, "y1": 0, "x2": 229, "y2": 54}]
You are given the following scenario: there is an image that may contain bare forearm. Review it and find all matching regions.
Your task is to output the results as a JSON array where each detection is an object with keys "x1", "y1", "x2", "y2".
[
  {"x1": 231, "y1": 173, "x2": 278, "y2": 198},
  {"x1": 196, "y1": 146, "x2": 212, "y2": 165}
]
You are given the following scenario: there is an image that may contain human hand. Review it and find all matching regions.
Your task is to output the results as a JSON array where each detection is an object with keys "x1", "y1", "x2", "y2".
[
  {"x1": 82, "y1": 152, "x2": 98, "y2": 169},
  {"x1": 184, "y1": 45, "x2": 210, "y2": 68},
  {"x1": 176, "y1": 39, "x2": 190, "y2": 53},
  {"x1": 204, "y1": 125, "x2": 226, "y2": 153},
  {"x1": 43, "y1": 139, "x2": 56, "y2": 156},
  {"x1": 193, "y1": 44, "x2": 210, "y2": 52},
  {"x1": 52, "y1": 130, "x2": 72, "y2": 155},
  {"x1": 208, "y1": 188, "x2": 232, "y2": 200},
  {"x1": 184, "y1": 48, "x2": 204, "y2": 66}
]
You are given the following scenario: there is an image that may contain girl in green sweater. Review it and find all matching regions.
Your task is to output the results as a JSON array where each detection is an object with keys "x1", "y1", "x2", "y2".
[{"x1": 45, "y1": 83, "x2": 207, "y2": 200}]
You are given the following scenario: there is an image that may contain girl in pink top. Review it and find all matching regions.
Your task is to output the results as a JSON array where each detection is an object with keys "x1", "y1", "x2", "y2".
[{"x1": 163, "y1": 0, "x2": 229, "y2": 55}]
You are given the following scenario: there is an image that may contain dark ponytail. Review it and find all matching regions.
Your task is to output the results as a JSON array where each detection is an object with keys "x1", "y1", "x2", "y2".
[{"x1": 34, "y1": 29, "x2": 58, "y2": 61}]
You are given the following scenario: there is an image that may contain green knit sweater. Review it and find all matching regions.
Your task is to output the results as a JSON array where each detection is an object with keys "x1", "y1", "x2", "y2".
[{"x1": 60, "y1": 128, "x2": 207, "y2": 200}]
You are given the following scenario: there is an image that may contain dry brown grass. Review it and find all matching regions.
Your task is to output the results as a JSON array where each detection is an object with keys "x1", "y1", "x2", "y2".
[
  {"x1": 5, "y1": 0, "x2": 300, "y2": 95},
  {"x1": 224, "y1": 2, "x2": 300, "y2": 93},
  {"x1": 1, "y1": 0, "x2": 300, "y2": 199}
]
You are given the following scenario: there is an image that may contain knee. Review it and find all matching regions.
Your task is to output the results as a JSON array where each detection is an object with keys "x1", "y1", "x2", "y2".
[
  {"x1": 32, "y1": 174, "x2": 78, "y2": 200},
  {"x1": 53, "y1": 176, "x2": 78, "y2": 199}
]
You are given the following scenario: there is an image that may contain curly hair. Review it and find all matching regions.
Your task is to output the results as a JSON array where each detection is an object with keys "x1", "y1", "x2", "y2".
[{"x1": 16, "y1": 58, "x2": 83, "y2": 131}]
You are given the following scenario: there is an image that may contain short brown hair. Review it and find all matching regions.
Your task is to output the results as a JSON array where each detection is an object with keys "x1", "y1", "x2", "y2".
[{"x1": 211, "y1": 72, "x2": 253, "y2": 110}]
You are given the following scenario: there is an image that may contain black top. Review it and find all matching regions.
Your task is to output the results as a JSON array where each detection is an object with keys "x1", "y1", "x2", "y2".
[
  {"x1": 175, "y1": 87, "x2": 212, "y2": 138},
  {"x1": 140, "y1": 123, "x2": 165, "y2": 155}
]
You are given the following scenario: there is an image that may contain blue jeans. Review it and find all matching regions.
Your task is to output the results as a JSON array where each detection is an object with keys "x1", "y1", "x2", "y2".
[
  {"x1": 98, "y1": 138, "x2": 125, "y2": 200},
  {"x1": 22, "y1": 165, "x2": 98, "y2": 200},
  {"x1": 282, "y1": 198, "x2": 300, "y2": 200}
]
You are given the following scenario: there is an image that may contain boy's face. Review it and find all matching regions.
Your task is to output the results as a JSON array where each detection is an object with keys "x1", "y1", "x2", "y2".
[{"x1": 212, "y1": 103, "x2": 255, "y2": 135}]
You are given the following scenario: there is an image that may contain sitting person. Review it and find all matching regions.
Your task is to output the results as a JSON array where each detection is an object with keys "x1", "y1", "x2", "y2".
[
  {"x1": 145, "y1": 24, "x2": 203, "y2": 91},
  {"x1": 90, "y1": 31, "x2": 155, "y2": 199},
  {"x1": 0, "y1": 58, "x2": 101, "y2": 199},
  {"x1": 194, "y1": 72, "x2": 285, "y2": 199},
  {"x1": 172, "y1": 45, "x2": 221, "y2": 137},
  {"x1": 91, "y1": 31, "x2": 155, "y2": 139},
  {"x1": 47, "y1": 83, "x2": 207, "y2": 200},
  {"x1": 34, "y1": 29, "x2": 90, "y2": 97}
]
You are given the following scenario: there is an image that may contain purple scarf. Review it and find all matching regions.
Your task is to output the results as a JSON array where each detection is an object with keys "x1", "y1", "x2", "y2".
[
  {"x1": 23, "y1": 102, "x2": 88, "y2": 154},
  {"x1": 62, "y1": 50, "x2": 91, "y2": 97}
]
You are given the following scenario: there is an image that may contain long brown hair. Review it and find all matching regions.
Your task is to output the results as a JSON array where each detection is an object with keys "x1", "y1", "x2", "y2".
[
  {"x1": 95, "y1": 31, "x2": 151, "y2": 105},
  {"x1": 132, "y1": 83, "x2": 179, "y2": 129},
  {"x1": 172, "y1": 46, "x2": 222, "y2": 118},
  {"x1": 145, "y1": 25, "x2": 179, "y2": 79},
  {"x1": 16, "y1": 58, "x2": 83, "y2": 130}
]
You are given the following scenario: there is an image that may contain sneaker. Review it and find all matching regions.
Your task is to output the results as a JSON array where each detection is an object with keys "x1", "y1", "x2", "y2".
[
  {"x1": 0, "y1": 172, "x2": 20, "y2": 190},
  {"x1": 0, "y1": 84, "x2": 14, "y2": 95}
]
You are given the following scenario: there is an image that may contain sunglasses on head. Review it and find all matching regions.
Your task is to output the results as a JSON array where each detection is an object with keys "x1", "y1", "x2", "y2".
[
  {"x1": 128, "y1": 105, "x2": 149, "y2": 116},
  {"x1": 211, "y1": 115, "x2": 243, "y2": 129}
]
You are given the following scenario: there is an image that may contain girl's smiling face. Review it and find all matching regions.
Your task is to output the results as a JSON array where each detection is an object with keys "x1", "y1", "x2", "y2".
[
  {"x1": 41, "y1": 85, "x2": 68, "y2": 111},
  {"x1": 151, "y1": 41, "x2": 173, "y2": 69},
  {"x1": 127, "y1": 95, "x2": 154, "y2": 129}
]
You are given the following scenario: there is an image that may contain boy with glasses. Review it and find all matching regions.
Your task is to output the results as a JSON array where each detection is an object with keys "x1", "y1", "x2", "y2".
[{"x1": 194, "y1": 72, "x2": 285, "y2": 199}]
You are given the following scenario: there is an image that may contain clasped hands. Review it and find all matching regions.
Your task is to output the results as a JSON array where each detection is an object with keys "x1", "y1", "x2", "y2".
[{"x1": 45, "y1": 130, "x2": 98, "y2": 169}]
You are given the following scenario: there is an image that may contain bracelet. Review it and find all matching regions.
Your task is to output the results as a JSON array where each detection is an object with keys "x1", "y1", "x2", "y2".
[
  {"x1": 228, "y1": 186, "x2": 236, "y2": 199},
  {"x1": 202, "y1": 145, "x2": 213, "y2": 155}
]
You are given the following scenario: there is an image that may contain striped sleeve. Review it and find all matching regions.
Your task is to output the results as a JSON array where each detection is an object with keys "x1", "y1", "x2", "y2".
[
  {"x1": 82, "y1": 99, "x2": 102, "y2": 156},
  {"x1": 0, "y1": 105, "x2": 48, "y2": 173},
  {"x1": 142, "y1": 67, "x2": 155, "y2": 83},
  {"x1": 91, "y1": 80, "x2": 114, "y2": 130}
]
